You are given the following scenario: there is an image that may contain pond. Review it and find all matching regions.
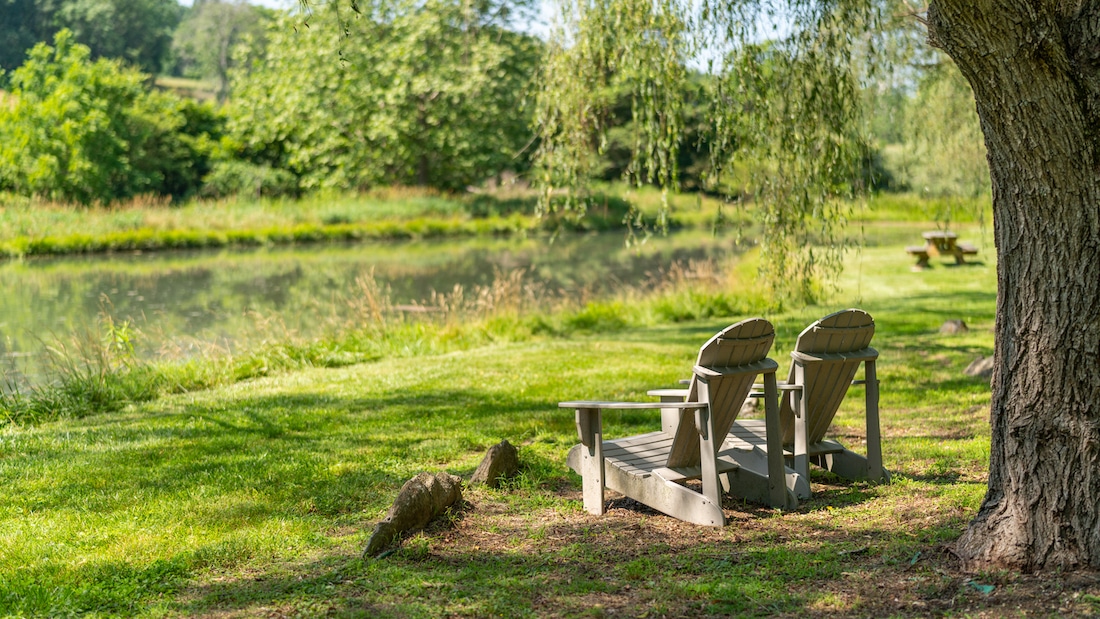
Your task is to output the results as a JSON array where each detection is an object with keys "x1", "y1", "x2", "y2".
[{"x1": 2, "y1": 230, "x2": 745, "y2": 372}]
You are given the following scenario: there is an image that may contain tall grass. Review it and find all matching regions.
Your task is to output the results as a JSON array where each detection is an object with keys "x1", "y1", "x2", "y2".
[
  {"x1": 0, "y1": 184, "x2": 771, "y2": 259},
  {"x1": 0, "y1": 316, "x2": 162, "y2": 425},
  {"x1": 1, "y1": 252, "x2": 763, "y2": 427}
]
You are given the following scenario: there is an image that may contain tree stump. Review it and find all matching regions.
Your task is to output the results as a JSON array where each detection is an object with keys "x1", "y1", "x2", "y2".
[
  {"x1": 470, "y1": 439, "x2": 519, "y2": 488},
  {"x1": 363, "y1": 472, "x2": 463, "y2": 557}
]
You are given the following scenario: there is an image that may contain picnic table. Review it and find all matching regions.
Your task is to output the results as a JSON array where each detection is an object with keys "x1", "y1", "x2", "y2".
[{"x1": 906, "y1": 231, "x2": 978, "y2": 269}]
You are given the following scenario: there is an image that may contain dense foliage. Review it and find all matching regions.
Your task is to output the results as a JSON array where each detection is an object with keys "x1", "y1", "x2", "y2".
[
  {"x1": 170, "y1": 0, "x2": 275, "y2": 103},
  {"x1": 0, "y1": 0, "x2": 989, "y2": 212},
  {"x1": 0, "y1": 0, "x2": 181, "y2": 73},
  {"x1": 0, "y1": 31, "x2": 222, "y2": 205},
  {"x1": 884, "y1": 56, "x2": 989, "y2": 199},
  {"x1": 531, "y1": 1, "x2": 987, "y2": 298},
  {"x1": 226, "y1": 1, "x2": 540, "y2": 194}
]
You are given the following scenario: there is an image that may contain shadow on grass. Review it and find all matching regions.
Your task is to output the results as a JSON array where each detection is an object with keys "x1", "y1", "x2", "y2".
[
  {"x1": 0, "y1": 321, "x2": 1003, "y2": 617},
  {"x1": 161, "y1": 490, "x2": 985, "y2": 619}
]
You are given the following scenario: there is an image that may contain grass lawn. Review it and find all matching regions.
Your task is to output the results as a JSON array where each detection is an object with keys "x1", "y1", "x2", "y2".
[{"x1": 3, "y1": 220, "x2": 1097, "y2": 617}]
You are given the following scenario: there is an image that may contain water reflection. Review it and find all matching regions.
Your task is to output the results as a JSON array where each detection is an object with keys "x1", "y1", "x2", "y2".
[{"x1": 2, "y1": 231, "x2": 743, "y2": 361}]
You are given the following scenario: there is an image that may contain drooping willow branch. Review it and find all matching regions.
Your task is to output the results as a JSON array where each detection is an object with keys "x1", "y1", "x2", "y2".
[{"x1": 534, "y1": 0, "x2": 910, "y2": 301}]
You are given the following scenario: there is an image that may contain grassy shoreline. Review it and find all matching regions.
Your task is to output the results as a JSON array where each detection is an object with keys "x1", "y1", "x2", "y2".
[
  {"x1": 0, "y1": 187, "x2": 647, "y2": 258},
  {"x1": 2, "y1": 197, "x2": 1057, "y2": 618},
  {"x1": 0, "y1": 188, "x2": 991, "y2": 258}
]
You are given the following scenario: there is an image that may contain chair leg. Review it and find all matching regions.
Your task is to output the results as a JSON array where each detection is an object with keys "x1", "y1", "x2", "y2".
[
  {"x1": 864, "y1": 360, "x2": 886, "y2": 483},
  {"x1": 791, "y1": 364, "x2": 811, "y2": 484},
  {"x1": 695, "y1": 382, "x2": 722, "y2": 509},
  {"x1": 761, "y1": 371, "x2": 792, "y2": 508},
  {"x1": 574, "y1": 407, "x2": 606, "y2": 515}
]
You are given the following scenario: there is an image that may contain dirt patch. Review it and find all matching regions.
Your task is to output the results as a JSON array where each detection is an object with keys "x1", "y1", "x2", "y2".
[{"x1": 419, "y1": 487, "x2": 1100, "y2": 618}]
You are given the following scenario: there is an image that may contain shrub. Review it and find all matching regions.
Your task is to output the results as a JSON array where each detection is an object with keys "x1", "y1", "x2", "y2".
[
  {"x1": 0, "y1": 30, "x2": 221, "y2": 205},
  {"x1": 200, "y1": 160, "x2": 298, "y2": 199}
]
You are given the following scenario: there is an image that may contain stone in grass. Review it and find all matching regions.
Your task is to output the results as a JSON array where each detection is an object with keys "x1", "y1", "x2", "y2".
[
  {"x1": 363, "y1": 471, "x2": 463, "y2": 557},
  {"x1": 965, "y1": 356, "x2": 995, "y2": 379},
  {"x1": 940, "y1": 319, "x2": 969, "y2": 335},
  {"x1": 470, "y1": 439, "x2": 519, "y2": 488}
]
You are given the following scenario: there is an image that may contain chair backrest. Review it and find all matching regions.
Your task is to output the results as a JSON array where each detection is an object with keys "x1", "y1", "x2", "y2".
[
  {"x1": 667, "y1": 318, "x2": 775, "y2": 468},
  {"x1": 780, "y1": 309, "x2": 875, "y2": 444}
]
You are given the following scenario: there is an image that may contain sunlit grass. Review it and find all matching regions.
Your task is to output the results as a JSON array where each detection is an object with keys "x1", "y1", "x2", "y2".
[
  {"x1": 0, "y1": 221, "x2": 1021, "y2": 616},
  {"x1": 0, "y1": 188, "x2": 991, "y2": 258}
]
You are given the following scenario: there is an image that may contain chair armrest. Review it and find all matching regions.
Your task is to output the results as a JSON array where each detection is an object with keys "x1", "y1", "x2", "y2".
[
  {"x1": 559, "y1": 401, "x2": 707, "y2": 411},
  {"x1": 560, "y1": 401, "x2": 708, "y2": 447},
  {"x1": 693, "y1": 357, "x2": 779, "y2": 379},
  {"x1": 647, "y1": 388, "x2": 689, "y2": 400},
  {"x1": 749, "y1": 382, "x2": 801, "y2": 398}
]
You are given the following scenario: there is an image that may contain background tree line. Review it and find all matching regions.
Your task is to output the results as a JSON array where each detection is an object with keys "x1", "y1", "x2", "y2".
[{"x1": 0, "y1": 0, "x2": 989, "y2": 206}]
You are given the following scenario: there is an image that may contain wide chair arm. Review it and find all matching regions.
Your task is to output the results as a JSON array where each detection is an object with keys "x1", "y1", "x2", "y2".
[{"x1": 559, "y1": 400, "x2": 708, "y2": 447}]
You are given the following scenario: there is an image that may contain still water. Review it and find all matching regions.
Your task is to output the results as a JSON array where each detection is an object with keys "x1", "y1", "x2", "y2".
[{"x1": 2, "y1": 231, "x2": 742, "y2": 364}]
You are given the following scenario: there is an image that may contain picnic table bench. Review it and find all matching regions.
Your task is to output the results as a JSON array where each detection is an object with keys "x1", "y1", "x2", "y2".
[{"x1": 906, "y1": 231, "x2": 978, "y2": 269}]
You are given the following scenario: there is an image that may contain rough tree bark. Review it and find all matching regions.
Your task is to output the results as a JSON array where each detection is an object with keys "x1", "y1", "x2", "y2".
[{"x1": 927, "y1": 1, "x2": 1100, "y2": 571}]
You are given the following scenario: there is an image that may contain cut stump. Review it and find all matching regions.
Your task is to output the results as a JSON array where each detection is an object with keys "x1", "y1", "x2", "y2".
[
  {"x1": 471, "y1": 439, "x2": 519, "y2": 488},
  {"x1": 364, "y1": 471, "x2": 463, "y2": 557}
]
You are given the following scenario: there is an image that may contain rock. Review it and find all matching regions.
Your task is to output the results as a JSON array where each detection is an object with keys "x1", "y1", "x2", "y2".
[
  {"x1": 470, "y1": 440, "x2": 519, "y2": 488},
  {"x1": 740, "y1": 396, "x2": 759, "y2": 417},
  {"x1": 965, "y1": 356, "x2": 995, "y2": 379},
  {"x1": 940, "y1": 320, "x2": 969, "y2": 335},
  {"x1": 363, "y1": 471, "x2": 463, "y2": 557}
]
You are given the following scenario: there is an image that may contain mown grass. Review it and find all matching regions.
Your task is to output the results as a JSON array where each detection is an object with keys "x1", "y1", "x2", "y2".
[{"x1": 1, "y1": 216, "x2": 1067, "y2": 618}]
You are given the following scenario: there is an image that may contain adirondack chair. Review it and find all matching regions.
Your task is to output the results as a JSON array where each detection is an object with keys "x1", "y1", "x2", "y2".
[
  {"x1": 561, "y1": 318, "x2": 799, "y2": 527},
  {"x1": 727, "y1": 309, "x2": 888, "y2": 497}
]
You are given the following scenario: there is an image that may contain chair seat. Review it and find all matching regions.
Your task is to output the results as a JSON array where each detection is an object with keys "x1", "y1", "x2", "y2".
[
  {"x1": 727, "y1": 419, "x2": 846, "y2": 457},
  {"x1": 602, "y1": 432, "x2": 743, "y2": 482}
]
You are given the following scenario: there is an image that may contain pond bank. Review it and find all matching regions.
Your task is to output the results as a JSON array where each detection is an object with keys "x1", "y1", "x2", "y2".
[{"x1": 0, "y1": 186, "x2": 734, "y2": 259}]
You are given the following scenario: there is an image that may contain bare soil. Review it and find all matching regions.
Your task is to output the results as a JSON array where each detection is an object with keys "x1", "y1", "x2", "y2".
[{"x1": 425, "y1": 486, "x2": 1100, "y2": 618}]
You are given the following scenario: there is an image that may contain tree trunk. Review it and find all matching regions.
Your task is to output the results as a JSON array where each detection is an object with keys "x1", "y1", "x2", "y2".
[{"x1": 927, "y1": 2, "x2": 1100, "y2": 571}]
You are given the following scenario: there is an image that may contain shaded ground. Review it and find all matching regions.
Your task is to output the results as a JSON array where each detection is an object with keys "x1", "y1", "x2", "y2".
[
  {"x1": 188, "y1": 477, "x2": 1100, "y2": 618},
  {"x1": 426, "y1": 489, "x2": 1100, "y2": 618}
]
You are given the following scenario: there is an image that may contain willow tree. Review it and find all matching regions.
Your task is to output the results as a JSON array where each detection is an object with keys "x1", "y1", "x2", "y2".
[{"x1": 535, "y1": 1, "x2": 1100, "y2": 571}]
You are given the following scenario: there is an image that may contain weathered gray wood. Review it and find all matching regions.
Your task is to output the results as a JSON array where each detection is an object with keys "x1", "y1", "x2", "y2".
[
  {"x1": 864, "y1": 359, "x2": 884, "y2": 482},
  {"x1": 737, "y1": 309, "x2": 889, "y2": 492},
  {"x1": 760, "y1": 371, "x2": 789, "y2": 507},
  {"x1": 648, "y1": 388, "x2": 692, "y2": 434},
  {"x1": 668, "y1": 321, "x2": 778, "y2": 468},
  {"x1": 561, "y1": 317, "x2": 798, "y2": 526},
  {"x1": 574, "y1": 407, "x2": 605, "y2": 515}
]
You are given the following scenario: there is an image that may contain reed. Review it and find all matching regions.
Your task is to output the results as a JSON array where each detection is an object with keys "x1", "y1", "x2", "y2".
[{"x1": 0, "y1": 253, "x2": 757, "y2": 426}]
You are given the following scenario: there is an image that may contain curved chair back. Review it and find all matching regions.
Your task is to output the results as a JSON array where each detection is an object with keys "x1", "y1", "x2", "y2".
[
  {"x1": 668, "y1": 318, "x2": 775, "y2": 468},
  {"x1": 781, "y1": 309, "x2": 875, "y2": 445}
]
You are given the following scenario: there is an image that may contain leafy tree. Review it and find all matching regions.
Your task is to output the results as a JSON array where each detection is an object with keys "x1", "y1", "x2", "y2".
[
  {"x1": 54, "y1": 0, "x2": 182, "y2": 73},
  {"x1": 0, "y1": 30, "x2": 222, "y2": 204},
  {"x1": 0, "y1": 0, "x2": 47, "y2": 73},
  {"x1": 228, "y1": 0, "x2": 540, "y2": 192},
  {"x1": 534, "y1": 0, "x2": 1100, "y2": 571},
  {"x1": 0, "y1": 0, "x2": 181, "y2": 74},
  {"x1": 595, "y1": 75, "x2": 715, "y2": 193},
  {"x1": 536, "y1": 5, "x2": 868, "y2": 300},
  {"x1": 877, "y1": 54, "x2": 990, "y2": 200},
  {"x1": 171, "y1": 0, "x2": 275, "y2": 103}
]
